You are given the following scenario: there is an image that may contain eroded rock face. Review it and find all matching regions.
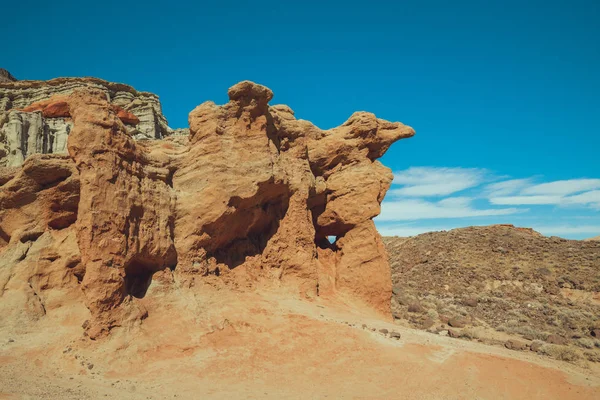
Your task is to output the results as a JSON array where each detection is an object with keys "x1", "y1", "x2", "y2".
[
  {"x1": 0, "y1": 75, "x2": 176, "y2": 168},
  {"x1": 0, "y1": 81, "x2": 414, "y2": 338}
]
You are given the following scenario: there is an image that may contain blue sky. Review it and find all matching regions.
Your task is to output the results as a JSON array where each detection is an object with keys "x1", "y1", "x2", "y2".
[{"x1": 2, "y1": 0, "x2": 599, "y2": 238}]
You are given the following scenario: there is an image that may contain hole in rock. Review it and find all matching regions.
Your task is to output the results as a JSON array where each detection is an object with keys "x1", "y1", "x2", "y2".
[
  {"x1": 124, "y1": 259, "x2": 155, "y2": 299},
  {"x1": 308, "y1": 187, "x2": 353, "y2": 243},
  {"x1": 315, "y1": 233, "x2": 342, "y2": 251},
  {"x1": 205, "y1": 182, "x2": 290, "y2": 269}
]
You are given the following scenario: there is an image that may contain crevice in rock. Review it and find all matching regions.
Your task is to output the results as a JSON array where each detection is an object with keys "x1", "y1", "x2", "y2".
[
  {"x1": 0, "y1": 227, "x2": 10, "y2": 247},
  {"x1": 28, "y1": 282, "x2": 47, "y2": 316},
  {"x1": 265, "y1": 111, "x2": 281, "y2": 153},
  {"x1": 65, "y1": 258, "x2": 85, "y2": 283},
  {"x1": 204, "y1": 181, "x2": 290, "y2": 269},
  {"x1": 165, "y1": 167, "x2": 176, "y2": 188},
  {"x1": 38, "y1": 173, "x2": 71, "y2": 190},
  {"x1": 19, "y1": 231, "x2": 43, "y2": 243}
]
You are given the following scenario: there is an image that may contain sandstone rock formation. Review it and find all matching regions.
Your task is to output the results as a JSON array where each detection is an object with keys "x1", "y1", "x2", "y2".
[
  {"x1": 0, "y1": 80, "x2": 414, "y2": 338},
  {"x1": 0, "y1": 74, "x2": 176, "y2": 168}
]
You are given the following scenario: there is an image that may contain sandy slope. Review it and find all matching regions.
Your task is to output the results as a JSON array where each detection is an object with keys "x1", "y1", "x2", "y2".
[{"x1": 1, "y1": 285, "x2": 599, "y2": 400}]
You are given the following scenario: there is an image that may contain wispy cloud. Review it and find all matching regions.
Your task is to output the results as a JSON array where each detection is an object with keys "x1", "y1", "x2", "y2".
[
  {"x1": 484, "y1": 178, "x2": 533, "y2": 196},
  {"x1": 522, "y1": 179, "x2": 600, "y2": 196},
  {"x1": 532, "y1": 225, "x2": 600, "y2": 236},
  {"x1": 377, "y1": 167, "x2": 600, "y2": 239},
  {"x1": 489, "y1": 183, "x2": 600, "y2": 208},
  {"x1": 378, "y1": 197, "x2": 523, "y2": 221},
  {"x1": 490, "y1": 195, "x2": 563, "y2": 205},
  {"x1": 391, "y1": 167, "x2": 487, "y2": 197}
]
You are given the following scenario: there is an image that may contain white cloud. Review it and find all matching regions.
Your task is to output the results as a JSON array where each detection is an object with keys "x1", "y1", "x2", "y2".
[
  {"x1": 380, "y1": 167, "x2": 600, "y2": 239},
  {"x1": 485, "y1": 178, "x2": 533, "y2": 196},
  {"x1": 531, "y1": 225, "x2": 600, "y2": 236},
  {"x1": 490, "y1": 190, "x2": 600, "y2": 207},
  {"x1": 378, "y1": 198, "x2": 523, "y2": 221},
  {"x1": 522, "y1": 179, "x2": 600, "y2": 196},
  {"x1": 391, "y1": 167, "x2": 486, "y2": 197},
  {"x1": 565, "y1": 190, "x2": 600, "y2": 208},
  {"x1": 490, "y1": 195, "x2": 563, "y2": 205}
]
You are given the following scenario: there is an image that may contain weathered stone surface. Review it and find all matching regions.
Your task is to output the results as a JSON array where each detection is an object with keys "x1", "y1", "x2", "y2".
[
  {"x1": 0, "y1": 80, "x2": 414, "y2": 338},
  {"x1": 0, "y1": 75, "x2": 178, "y2": 167},
  {"x1": 66, "y1": 89, "x2": 177, "y2": 338}
]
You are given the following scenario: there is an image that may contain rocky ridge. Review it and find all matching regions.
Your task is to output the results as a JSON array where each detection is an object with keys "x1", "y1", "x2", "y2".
[
  {"x1": 0, "y1": 71, "x2": 176, "y2": 167},
  {"x1": 0, "y1": 79, "x2": 414, "y2": 338},
  {"x1": 385, "y1": 225, "x2": 600, "y2": 364},
  {"x1": 0, "y1": 68, "x2": 17, "y2": 83}
]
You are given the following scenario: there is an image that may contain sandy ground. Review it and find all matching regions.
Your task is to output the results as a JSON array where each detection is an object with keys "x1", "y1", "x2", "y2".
[{"x1": 1, "y1": 287, "x2": 599, "y2": 400}]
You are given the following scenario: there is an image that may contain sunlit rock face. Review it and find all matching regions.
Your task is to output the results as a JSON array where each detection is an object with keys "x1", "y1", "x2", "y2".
[
  {"x1": 0, "y1": 79, "x2": 414, "y2": 339},
  {"x1": 0, "y1": 73, "x2": 176, "y2": 167}
]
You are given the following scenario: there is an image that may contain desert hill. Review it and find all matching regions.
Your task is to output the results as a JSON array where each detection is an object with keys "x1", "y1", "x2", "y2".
[{"x1": 385, "y1": 224, "x2": 600, "y2": 364}]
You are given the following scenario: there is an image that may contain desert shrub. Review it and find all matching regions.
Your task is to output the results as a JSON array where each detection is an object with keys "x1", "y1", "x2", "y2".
[
  {"x1": 576, "y1": 338, "x2": 595, "y2": 349},
  {"x1": 460, "y1": 328, "x2": 480, "y2": 340},
  {"x1": 584, "y1": 351, "x2": 600, "y2": 363},
  {"x1": 508, "y1": 325, "x2": 548, "y2": 341},
  {"x1": 426, "y1": 309, "x2": 439, "y2": 320},
  {"x1": 539, "y1": 344, "x2": 581, "y2": 362}
]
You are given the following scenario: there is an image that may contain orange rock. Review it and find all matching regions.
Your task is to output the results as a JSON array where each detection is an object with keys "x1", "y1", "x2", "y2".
[
  {"x1": 42, "y1": 101, "x2": 70, "y2": 118},
  {"x1": 111, "y1": 104, "x2": 140, "y2": 125},
  {"x1": 1, "y1": 81, "x2": 414, "y2": 337},
  {"x1": 18, "y1": 94, "x2": 139, "y2": 125}
]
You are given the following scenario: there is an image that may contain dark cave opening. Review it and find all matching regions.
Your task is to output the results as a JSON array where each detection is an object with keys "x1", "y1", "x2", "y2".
[{"x1": 124, "y1": 259, "x2": 155, "y2": 299}]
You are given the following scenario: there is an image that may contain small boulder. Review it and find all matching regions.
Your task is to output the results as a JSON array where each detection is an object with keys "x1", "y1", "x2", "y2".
[
  {"x1": 590, "y1": 329, "x2": 600, "y2": 338},
  {"x1": 546, "y1": 334, "x2": 567, "y2": 345},
  {"x1": 390, "y1": 331, "x2": 401, "y2": 340},
  {"x1": 448, "y1": 328, "x2": 461, "y2": 338},
  {"x1": 448, "y1": 317, "x2": 467, "y2": 328},
  {"x1": 463, "y1": 298, "x2": 478, "y2": 307},
  {"x1": 420, "y1": 317, "x2": 435, "y2": 329},
  {"x1": 505, "y1": 339, "x2": 527, "y2": 351},
  {"x1": 379, "y1": 328, "x2": 389, "y2": 335},
  {"x1": 407, "y1": 303, "x2": 424, "y2": 313},
  {"x1": 530, "y1": 341, "x2": 543, "y2": 352}
]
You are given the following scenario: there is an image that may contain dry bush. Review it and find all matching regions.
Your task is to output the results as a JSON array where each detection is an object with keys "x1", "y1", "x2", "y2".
[
  {"x1": 539, "y1": 344, "x2": 581, "y2": 362},
  {"x1": 576, "y1": 338, "x2": 595, "y2": 349}
]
